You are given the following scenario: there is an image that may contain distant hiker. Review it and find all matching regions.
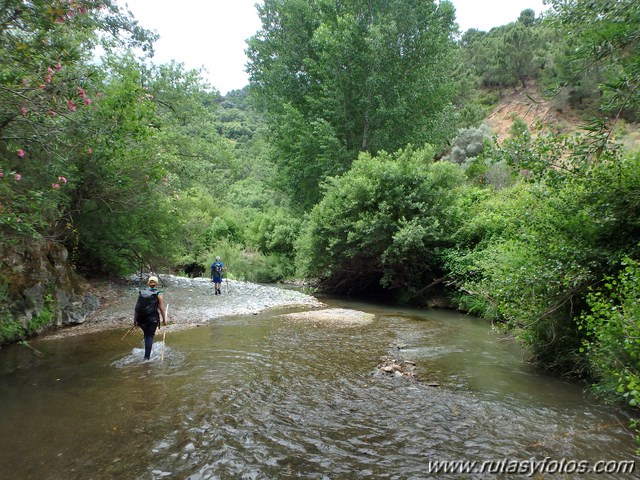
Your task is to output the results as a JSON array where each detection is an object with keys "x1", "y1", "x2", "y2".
[
  {"x1": 211, "y1": 256, "x2": 225, "y2": 295},
  {"x1": 134, "y1": 275, "x2": 167, "y2": 360}
]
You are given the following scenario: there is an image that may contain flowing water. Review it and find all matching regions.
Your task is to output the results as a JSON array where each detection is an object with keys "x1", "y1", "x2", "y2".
[{"x1": 0, "y1": 295, "x2": 637, "y2": 479}]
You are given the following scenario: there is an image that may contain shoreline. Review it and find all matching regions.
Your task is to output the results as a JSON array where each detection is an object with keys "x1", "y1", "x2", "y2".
[{"x1": 41, "y1": 274, "x2": 324, "y2": 340}]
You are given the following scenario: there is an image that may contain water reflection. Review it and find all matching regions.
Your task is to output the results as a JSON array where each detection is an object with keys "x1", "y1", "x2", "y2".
[{"x1": 0, "y1": 299, "x2": 637, "y2": 479}]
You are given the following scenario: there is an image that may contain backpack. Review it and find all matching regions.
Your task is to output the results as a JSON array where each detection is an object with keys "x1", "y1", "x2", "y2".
[
  {"x1": 135, "y1": 288, "x2": 159, "y2": 316},
  {"x1": 212, "y1": 263, "x2": 222, "y2": 274}
]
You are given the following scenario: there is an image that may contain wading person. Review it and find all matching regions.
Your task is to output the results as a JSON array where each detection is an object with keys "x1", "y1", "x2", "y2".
[
  {"x1": 211, "y1": 256, "x2": 225, "y2": 295},
  {"x1": 134, "y1": 275, "x2": 167, "y2": 360}
]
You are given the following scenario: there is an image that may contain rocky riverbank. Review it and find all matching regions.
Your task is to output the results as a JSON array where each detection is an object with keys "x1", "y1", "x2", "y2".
[{"x1": 42, "y1": 274, "x2": 325, "y2": 340}]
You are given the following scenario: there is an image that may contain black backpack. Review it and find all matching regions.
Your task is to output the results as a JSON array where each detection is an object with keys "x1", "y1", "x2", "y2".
[
  {"x1": 213, "y1": 263, "x2": 222, "y2": 274},
  {"x1": 135, "y1": 288, "x2": 159, "y2": 316}
]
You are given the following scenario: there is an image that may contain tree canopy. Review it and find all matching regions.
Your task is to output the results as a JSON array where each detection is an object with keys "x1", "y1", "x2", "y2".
[{"x1": 246, "y1": 0, "x2": 460, "y2": 209}]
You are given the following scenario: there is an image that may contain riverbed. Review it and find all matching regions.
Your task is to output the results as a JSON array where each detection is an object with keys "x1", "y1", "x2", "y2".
[{"x1": 0, "y1": 277, "x2": 637, "y2": 479}]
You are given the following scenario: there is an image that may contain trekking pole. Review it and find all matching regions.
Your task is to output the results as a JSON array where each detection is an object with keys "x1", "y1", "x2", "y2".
[{"x1": 121, "y1": 324, "x2": 136, "y2": 341}]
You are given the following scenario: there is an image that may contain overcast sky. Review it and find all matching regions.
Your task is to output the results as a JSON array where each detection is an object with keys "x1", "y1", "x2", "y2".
[{"x1": 120, "y1": 0, "x2": 548, "y2": 95}]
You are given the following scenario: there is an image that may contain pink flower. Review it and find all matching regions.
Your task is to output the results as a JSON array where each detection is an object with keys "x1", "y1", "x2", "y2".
[
  {"x1": 66, "y1": 99, "x2": 77, "y2": 112},
  {"x1": 15, "y1": 174, "x2": 21, "y2": 181},
  {"x1": 21, "y1": 107, "x2": 27, "y2": 117},
  {"x1": 77, "y1": 87, "x2": 87, "y2": 98},
  {"x1": 17, "y1": 149, "x2": 25, "y2": 158},
  {"x1": 87, "y1": 146, "x2": 93, "y2": 154},
  {"x1": 0, "y1": 171, "x2": 4, "y2": 178},
  {"x1": 58, "y1": 176, "x2": 68, "y2": 183},
  {"x1": 84, "y1": 98, "x2": 92, "y2": 105},
  {"x1": 56, "y1": 63, "x2": 62, "y2": 70},
  {"x1": 52, "y1": 183, "x2": 61, "y2": 189}
]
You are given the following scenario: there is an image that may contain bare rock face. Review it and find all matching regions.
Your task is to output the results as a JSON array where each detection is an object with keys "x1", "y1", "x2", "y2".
[{"x1": 0, "y1": 240, "x2": 99, "y2": 342}]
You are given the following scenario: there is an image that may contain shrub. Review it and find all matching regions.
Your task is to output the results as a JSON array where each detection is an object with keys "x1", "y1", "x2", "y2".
[
  {"x1": 579, "y1": 259, "x2": 640, "y2": 408},
  {"x1": 297, "y1": 145, "x2": 468, "y2": 299},
  {"x1": 445, "y1": 124, "x2": 493, "y2": 164}
]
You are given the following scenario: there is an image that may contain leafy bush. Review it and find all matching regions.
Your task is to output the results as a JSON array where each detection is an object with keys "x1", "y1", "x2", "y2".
[
  {"x1": 205, "y1": 244, "x2": 295, "y2": 283},
  {"x1": 249, "y1": 209, "x2": 302, "y2": 257},
  {"x1": 579, "y1": 259, "x2": 640, "y2": 408},
  {"x1": 449, "y1": 147, "x2": 640, "y2": 374},
  {"x1": 579, "y1": 258, "x2": 640, "y2": 450},
  {"x1": 0, "y1": 315, "x2": 24, "y2": 345},
  {"x1": 445, "y1": 124, "x2": 494, "y2": 164},
  {"x1": 296, "y1": 145, "x2": 468, "y2": 300}
]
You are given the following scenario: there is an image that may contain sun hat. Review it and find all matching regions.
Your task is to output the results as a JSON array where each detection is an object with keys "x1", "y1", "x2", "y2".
[{"x1": 148, "y1": 275, "x2": 159, "y2": 285}]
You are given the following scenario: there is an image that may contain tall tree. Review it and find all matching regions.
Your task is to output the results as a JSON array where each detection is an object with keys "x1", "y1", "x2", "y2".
[
  {"x1": 247, "y1": 0, "x2": 459, "y2": 209},
  {"x1": 545, "y1": 0, "x2": 640, "y2": 124},
  {"x1": 0, "y1": 0, "x2": 155, "y2": 242},
  {"x1": 460, "y1": 12, "x2": 544, "y2": 90}
]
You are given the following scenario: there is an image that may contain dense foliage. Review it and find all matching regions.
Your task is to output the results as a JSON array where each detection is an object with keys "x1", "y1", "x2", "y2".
[
  {"x1": 247, "y1": 0, "x2": 460, "y2": 209},
  {"x1": 1, "y1": 0, "x2": 638, "y2": 445},
  {"x1": 297, "y1": 145, "x2": 468, "y2": 299},
  {"x1": 579, "y1": 258, "x2": 640, "y2": 412},
  {"x1": 0, "y1": 0, "x2": 155, "y2": 242}
]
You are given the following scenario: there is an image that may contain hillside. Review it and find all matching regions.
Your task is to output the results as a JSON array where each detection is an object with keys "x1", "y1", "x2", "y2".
[{"x1": 484, "y1": 83, "x2": 640, "y2": 149}]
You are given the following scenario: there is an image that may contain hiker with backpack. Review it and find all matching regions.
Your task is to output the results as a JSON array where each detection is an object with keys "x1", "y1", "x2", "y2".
[
  {"x1": 211, "y1": 256, "x2": 225, "y2": 295},
  {"x1": 134, "y1": 275, "x2": 167, "y2": 360}
]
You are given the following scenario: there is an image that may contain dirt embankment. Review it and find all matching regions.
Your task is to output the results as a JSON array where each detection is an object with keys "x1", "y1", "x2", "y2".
[
  {"x1": 485, "y1": 83, "x2": 583, "y2": 141},
  {"x1": 484, "y1": 82, "x2": 640, "y2": 149}
]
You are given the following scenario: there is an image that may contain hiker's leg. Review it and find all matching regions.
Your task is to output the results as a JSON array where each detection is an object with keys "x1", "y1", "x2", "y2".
[
  {"x1": 143, "y1": 335, "x2": 153, "y2": 359},
  {"x1": 142, "y1": 321, "x2": 158, "y2": 359}
]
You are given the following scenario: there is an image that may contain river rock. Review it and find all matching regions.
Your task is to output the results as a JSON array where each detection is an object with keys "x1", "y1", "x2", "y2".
[{"x1": 376, "y1": 356, "x2": 418, "y2": 380}]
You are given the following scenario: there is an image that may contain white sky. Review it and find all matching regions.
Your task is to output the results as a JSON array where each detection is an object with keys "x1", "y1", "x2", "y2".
[{"x1": 120, "y1": 0, "x2": 548, "y2": 95}]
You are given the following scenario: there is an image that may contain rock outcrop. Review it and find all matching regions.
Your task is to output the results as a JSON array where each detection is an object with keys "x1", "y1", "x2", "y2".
[{"x1": 0, "y1": 240, "x2": 99, "y2": 343}]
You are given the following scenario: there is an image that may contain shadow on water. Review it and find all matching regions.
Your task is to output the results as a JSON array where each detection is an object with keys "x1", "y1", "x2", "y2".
[{"x1": 0, "y1": 295, "x2": 638, "y2": 479}]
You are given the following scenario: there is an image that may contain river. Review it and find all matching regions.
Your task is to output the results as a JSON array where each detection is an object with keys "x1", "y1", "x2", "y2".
[{"x1": 0, "y1": 293, "x2": 637, "y2": 479}]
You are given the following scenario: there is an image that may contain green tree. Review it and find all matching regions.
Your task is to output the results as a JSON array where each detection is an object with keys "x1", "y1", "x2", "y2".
[
  {"x1": 498, "y1": 24, "x2": 540, "y2": 89},
  {"x1": 449, "y1": 144, "x2": 640, "y2": 373},
  {"x1": 0, "y1": 0, "x2": 155, "y2": 244},
  {"x1": 545, "y1": 0, "x2": 640, "y2": 123},
  {"x1": 247, "y1": 0, "x2": 459, "y2": 210},
  {"x1": 462, "y1": 18, "x2": 544, "y2": 90},
  {"x1": 297, "y1": 145, "x2": 467, "y2": 300}
]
